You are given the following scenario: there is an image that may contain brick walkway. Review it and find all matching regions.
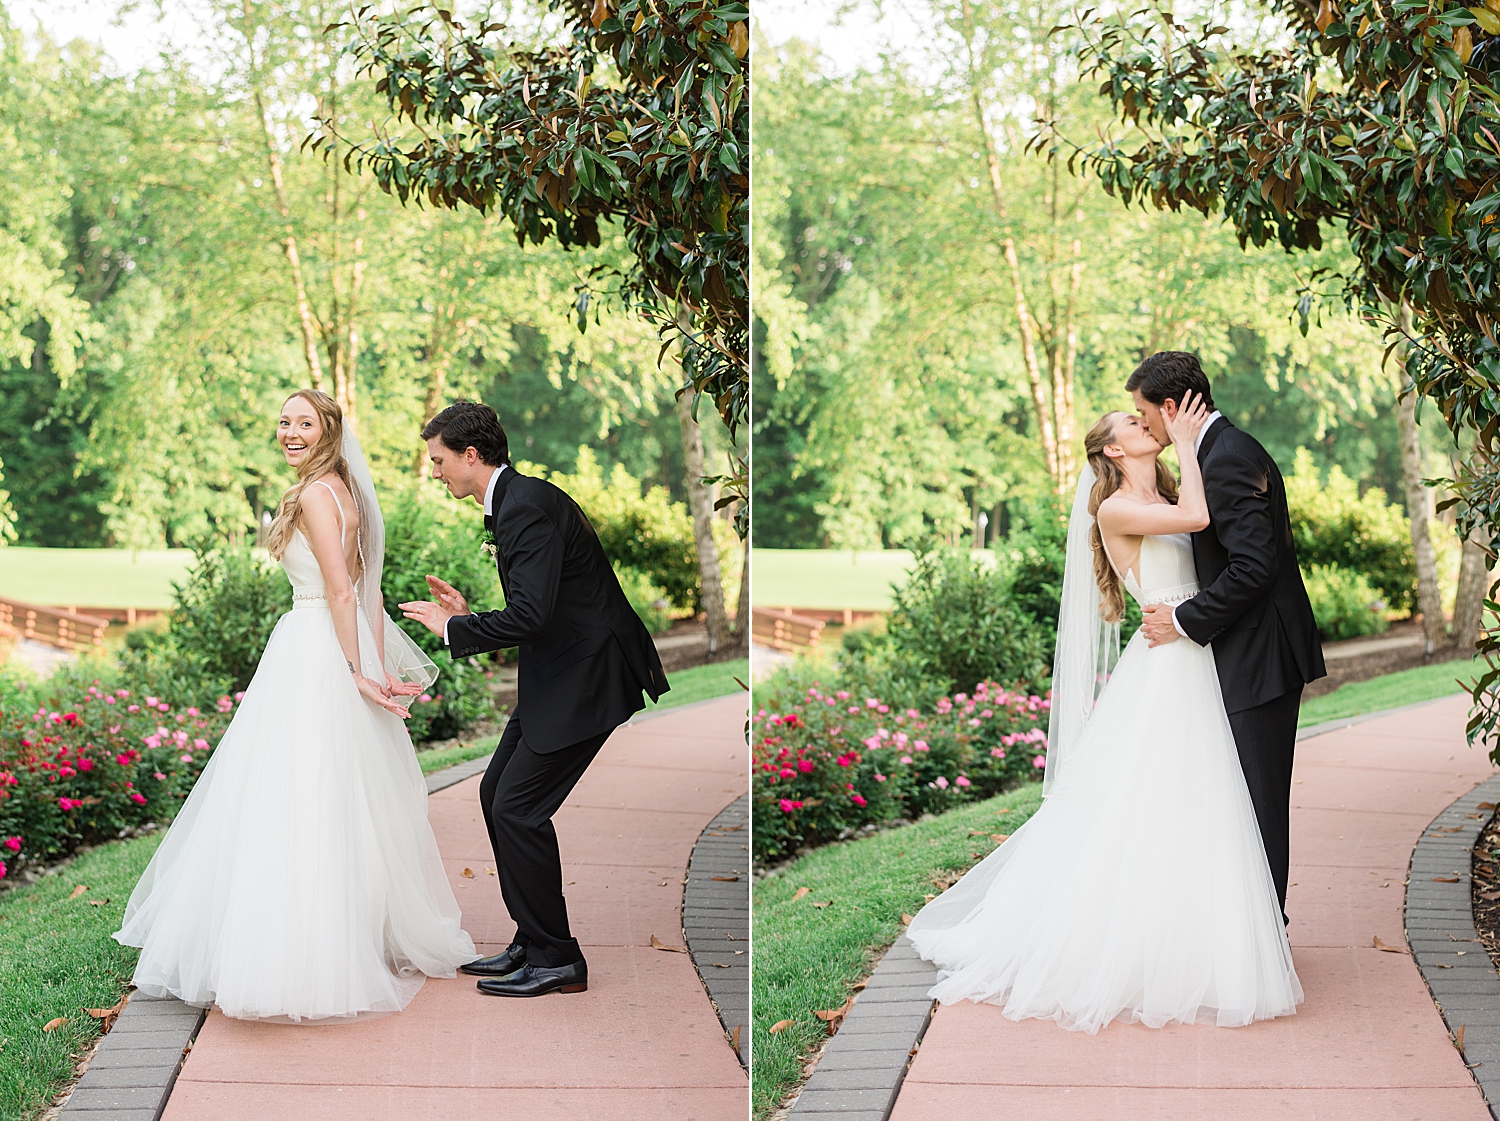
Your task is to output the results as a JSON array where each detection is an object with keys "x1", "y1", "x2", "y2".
[
  {"x1": 889, "y1": 694, "x2": 1496, "y2": 1120},
  {"x1": 158, "y1": 695, "x2": 748, "y2": 1121}
]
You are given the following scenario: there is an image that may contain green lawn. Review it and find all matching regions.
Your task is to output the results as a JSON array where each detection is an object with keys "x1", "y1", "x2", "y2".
[
  {"x1": 0, "y1": 830, "x2": 165, "y2": 1121},
  {"x1": 413, "y1": 658, "x2": 748, "y2": 776},
  {"x1": 751, "y1": 549, "x2": 920, "y2": 611},
  {"x1": 752, "y1": 783, "x2": 1046, "y2": 1119},
  {"x1": 0, "y1": 548, "x2": 196, "y2": 611},
  {"x1": 1297, "y1": 656, "x2": 1483, "y2": 728}
]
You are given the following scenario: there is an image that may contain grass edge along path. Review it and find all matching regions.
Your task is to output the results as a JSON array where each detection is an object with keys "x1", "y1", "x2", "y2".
[
  {"x1": 1296, "y1": 655, "x2": 1483, "y2": 729},
  {"x1": 414, "y1": 657, "x2": 749, "y2": 776},
  {"x1": 0, "y1": 829, "x2": 166, "y2": 1121},
  {"x1": 751, "y1": 784, "x2": 1046, "y2": 1120}
]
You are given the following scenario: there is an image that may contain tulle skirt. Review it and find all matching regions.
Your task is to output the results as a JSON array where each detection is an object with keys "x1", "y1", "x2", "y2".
[
  {"x1": 114, "y1": 602, "x2": 476, "y2": 1024},
  {"x1": 907, "y1": 629, "x2": 1302, "y2": 1034}
]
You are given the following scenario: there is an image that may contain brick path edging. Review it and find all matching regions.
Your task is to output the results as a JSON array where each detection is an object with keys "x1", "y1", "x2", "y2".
[
  {"x1": 684, "y1": 794, "x2": 750, "y2": 1067},
  {"x1": 1407, "y1": 770, "x2": 1500, "y2": 1119}
]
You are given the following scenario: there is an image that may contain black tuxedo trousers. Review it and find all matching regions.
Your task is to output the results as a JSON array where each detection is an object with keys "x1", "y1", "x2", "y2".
[
  {"x1": 478, "y1": 712, "x2": 612, "y2": 968},
  {"x1": 1227, "y1": 686, "x2": 1302, "y2": 924}
]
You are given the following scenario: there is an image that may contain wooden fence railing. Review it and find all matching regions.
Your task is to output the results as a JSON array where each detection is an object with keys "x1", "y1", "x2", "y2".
[
  {"x1": 0, "y1": 598, "x2": 109, "y2": 651},
  {"x1": 752, "y1": 607, "x2": 825, "y2": 652}
]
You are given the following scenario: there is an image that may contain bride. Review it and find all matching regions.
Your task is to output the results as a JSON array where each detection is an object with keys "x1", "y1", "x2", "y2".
[
  {"x1": 906, "y1": 393, "x2": 1302, "y2": 1034},
  {"x1": 114, "y1": 388, "x2": 477, "y2": 1023}
]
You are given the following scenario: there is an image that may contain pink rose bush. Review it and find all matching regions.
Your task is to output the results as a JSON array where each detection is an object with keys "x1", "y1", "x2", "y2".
[
  {"x1": 0, "y1": 674, "x2": 237, "y2": 875},
  {"x1": 752, "y1": 678, "x2": 1051, "y2": 861}
]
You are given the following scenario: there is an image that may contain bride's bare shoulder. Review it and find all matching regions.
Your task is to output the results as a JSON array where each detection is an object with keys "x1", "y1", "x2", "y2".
[{"x1": 298, "y1": 474, "x2": 359, "y2": 531}]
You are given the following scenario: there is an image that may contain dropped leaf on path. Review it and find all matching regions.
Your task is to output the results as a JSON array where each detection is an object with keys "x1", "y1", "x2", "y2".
[
  {"x1": 712, "y1": 962, "x2": 731, "y2": 968},
  {"x1": 814, "y1": 996, "x2": 856, "y2": 1034},
  {"x1": 1373, "y1": 935, "x2": 1407, "y2": 954},
  {"x1": 1456, "y1": 1025, "x2": 1467, "y2": 1051},
  {"x1": 769, "y1": 1019, "x2": 793, "y2": 1034},
  {"x1": 901, "y1": 912, "x2": 914, "y2": 925},
  {"x1": 1480, "y1": 803, "x2": 1497, "y2": 811},
  {"x1": 485, "y1": 868, "x2": 495, "y2": 876},
  {"x1": 1433, "y1": 962, "x2": 1454, "y2": 968},
  {"x1": 87, "y1": 899, "x2": 108, "y2": 907},
  {"x1": 1433, "y1": 876, "x2": 1461, "y2": 883},
  {"x1": 991, "y1": 834, "x2": 1011, "y2": 843},
  {"x1": 461, "y1": 868, "x2": 474, "y2": 879},
  {"x1": 811, "y1": 900, "x2": 832, "y2": 909},
  {"x1": 995, "y1": 808, "x2": 1011, "y2": 815},
  {"x1": 792, "y1": 887, "x2": 811, "y2": 902},
  {"x1": 967, "y1": 830, "x2": 988, "y2": 837},
  {"x1": 712, "y1": 875, "x2": 739, "y2": 882},
  {"x1": 1480, "y1": 891, "x2": 1500, "y2": 901},
  {"x1": 69, "y1": 886, "x2": 87, "y2": 900},
  {"x1": 85, "y1": 996, "x2": 127, "y2": 1034},
  {"x1": 42, "y1": 1018, "x2": 67, "y2": 1033},
  {"x1": 730, "y1": 1025, "x2": 741, "y2": 1052},
  {"x1": 650, "y1": 934, "x2": 686, "y2": 953}
]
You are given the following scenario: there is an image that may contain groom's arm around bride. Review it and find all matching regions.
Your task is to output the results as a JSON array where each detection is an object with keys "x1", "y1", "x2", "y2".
[{"x1": 400, "y1": 400, "x2": 668, "y2": 996}]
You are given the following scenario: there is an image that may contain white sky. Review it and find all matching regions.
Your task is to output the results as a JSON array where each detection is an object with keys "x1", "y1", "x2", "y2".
[
  {"x1": 7, "y1": 0, "x2": 220, "y2": 74},
  {"x1": 754, "y1": 0, "x2": 930, "y2": 78}
]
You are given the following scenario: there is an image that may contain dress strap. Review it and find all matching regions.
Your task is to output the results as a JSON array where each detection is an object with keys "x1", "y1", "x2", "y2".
[{"x1": 312, "y1": 478, "x2": 346, "y2": 547}]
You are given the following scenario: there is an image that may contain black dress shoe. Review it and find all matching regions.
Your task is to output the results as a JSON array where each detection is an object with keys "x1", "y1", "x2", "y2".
[
  {"x1": 475, "y1": 960, "x2": 588, "y2": 997},
  {"x1": 459, "y1": 942, "x2": 527, "y2": 977}
]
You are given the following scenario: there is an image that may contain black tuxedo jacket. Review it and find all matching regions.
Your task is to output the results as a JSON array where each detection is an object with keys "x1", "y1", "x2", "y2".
[
  {"x1": 446, "y1": 469, "x2": 668, "y2": 752},
  {"x1": 1172, "y1": 418, "x2": 1325, "y2": 713}
]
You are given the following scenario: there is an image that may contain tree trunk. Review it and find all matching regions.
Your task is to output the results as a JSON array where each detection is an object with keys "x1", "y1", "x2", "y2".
[
  {"x1": 733, "y1": 531, "x2": 749, "y2": 642},
  {"x1": 676, "y1": 387, "x2": 729, "y2": 656},
  {"x1": 1454, "y1": 531, "x2": 1491, "y2": 651},
  {"x1": 1395, "y1": 304, "x2": 1447, "y2": 652}
]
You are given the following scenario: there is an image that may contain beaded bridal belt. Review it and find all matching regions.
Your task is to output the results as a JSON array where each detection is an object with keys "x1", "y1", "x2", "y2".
[
  {"x1": 1140, "y1": 584, "x2": 1199, "y2": 608},
  {"x1": 292, "y1": 590, "x2": 329, "y2": 609}
]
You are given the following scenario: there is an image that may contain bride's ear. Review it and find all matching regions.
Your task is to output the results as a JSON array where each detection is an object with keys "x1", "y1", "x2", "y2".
[{"x1": 1102, "y1": 443, "x2": 1125, "y2": 460}]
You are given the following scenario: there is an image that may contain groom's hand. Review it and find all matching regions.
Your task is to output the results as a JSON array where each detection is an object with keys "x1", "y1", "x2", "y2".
[
  {"x1": 399, "y1": 598, "x2": 457, "y2": 637},
  {"x1": 425, "y1": 574, "x2": 469, "y2": 615},
  {"x1": 1141, "y1": 603, "x2": 1182, "y2": 647}
]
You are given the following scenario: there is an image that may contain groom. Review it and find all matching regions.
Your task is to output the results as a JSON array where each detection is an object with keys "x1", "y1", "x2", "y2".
[
  {"x1": 401, "y1": 401, "x2": 668, "y2": 997},
  {"x1": 1131, "y1": 352, "x2": 1325, "y2": 924}
]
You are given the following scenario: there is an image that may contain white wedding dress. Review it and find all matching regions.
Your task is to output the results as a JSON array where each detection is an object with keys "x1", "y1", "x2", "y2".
[
  {"x1": 907, "y1": 531, "x2": 1302, "y2": 1033},
  {"x1": 115, "y1": 485, "x2": 476, "y2": 1023}
]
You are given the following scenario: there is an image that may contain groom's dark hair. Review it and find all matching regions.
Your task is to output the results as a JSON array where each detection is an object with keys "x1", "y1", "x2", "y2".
[
  {"x1": 421, "y1": 401, "x2": 510, "y2": 467},
  {"x1": 1126, "y1": 351, "x2": 1215, "y2": 411}
]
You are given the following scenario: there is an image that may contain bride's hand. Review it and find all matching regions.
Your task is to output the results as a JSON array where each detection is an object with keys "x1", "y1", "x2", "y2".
[
  {"x1": 356, "y1": 674, "x2": 412, "y2": 717},
  {"x1": 1166, "y1": 391, "x2": 1210, "y2": 447},
  {"x1": 383, "y1": 671, "x2": 425, "y2": 698}
]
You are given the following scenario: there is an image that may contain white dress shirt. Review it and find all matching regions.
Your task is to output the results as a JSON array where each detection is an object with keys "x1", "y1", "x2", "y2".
[
  {"x1": 443, "y1": 464, "x2": 508, "y2": 646},
  {"x1": 1171, "y1": 412, "x2": 1223, "y2": 638}
]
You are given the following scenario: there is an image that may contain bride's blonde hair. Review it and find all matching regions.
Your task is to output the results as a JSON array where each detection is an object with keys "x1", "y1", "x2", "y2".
[
  {"x1": 1083, "y1": 412, "x2": 1180, "y2": 624},
  {"x1": 266, "y1": 389, "x2": 354, "y2": 561}
]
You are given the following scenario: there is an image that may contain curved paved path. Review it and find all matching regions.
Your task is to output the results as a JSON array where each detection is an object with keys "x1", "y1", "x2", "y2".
[
  {"x1": 159, "y1": 694, "x2": 748, "y2": 1121},
  {"x1": 889, "y1": 693, "x2": 1497, "y2": 1120}
]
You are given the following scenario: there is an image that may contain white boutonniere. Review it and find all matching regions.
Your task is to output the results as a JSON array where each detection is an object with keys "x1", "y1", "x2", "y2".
[{"x1": 481, "y1": 529, "x2": 498, "y2": 559}]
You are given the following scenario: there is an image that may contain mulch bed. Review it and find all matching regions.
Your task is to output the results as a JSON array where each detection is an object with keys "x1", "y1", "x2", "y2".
[
  {"x1": 1303, "y1": 618, "x2": 1475, "y2": 700},
  {"x1": 1471, "y1": 806, "x2": 1500, "y2": 969}
]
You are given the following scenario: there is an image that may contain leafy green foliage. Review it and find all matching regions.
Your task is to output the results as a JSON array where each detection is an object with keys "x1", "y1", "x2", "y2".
[
  {"x1": 1302, "y1": 562, "x2": 1390, "y2": 641},
  {"x1": 882, "y1": 548, "x2": 1050, "y2": 697},
  {"x1": 1285, "y1": 449, "x2": 1416, "y2": 612},
  {"x1": 123, "y1": 546, "x2": 289, "y2": 697},
  {"x1": 336, "y1": 0, "x2": 749, "y2": 522},
  {"x1": 612, "y1": 563, "x2": 673, "y2": 634}
]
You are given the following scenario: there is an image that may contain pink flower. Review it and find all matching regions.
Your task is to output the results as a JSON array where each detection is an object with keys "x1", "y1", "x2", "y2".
[
  {"x1": 193, "y1": 739, "x2": 208, "y2": 751},
  {"x1": 234, "y1": 692, "x2": 245, "y2": 702},
  {"x1": 104, "y1": 696, "x2": 116, "y2": 705},
  {"x1": 0, "y1": 861, "x2": 6, "y2": 879},
  {"x1": 866, "y1": 698, "x2": 879, "y2": 709},
  {"x1": 779, "y1": 767, "x2": 796, "y2": 778},
  {"x1": 58, "y1": 766, "x2": 76, "y2": 779},
  {"x1": 58, "y1": 797, "x2": 76, "y2": 811},
  {"x1": 418, "y1": 694, "x2": 432, "y2": 704},
  {"x1": 1033, "y1": 755, "x2": 1047, "y2": 769},
  {"x1": 990, "y1": 748, "x2": 1005, "y2": 759},
  {"x1": 3, "y1": 837, "x2": 20, "y2": 853},
  {"x1": 874, "y1": 773, "x2": 886, "y2": 782},
  {"x1": 216, "y1": 697, "x2": 233, "y2": 713},
  {"x1": 981, "y1": 709, "x2": 993, "y2": 718},
  {"x1": 968, "y1": 718, "x2": 981, "y2": 727},
  {"x1": 847, "y1": 706, "x2": 859, "y2": 714},
  {"x1": 877, "y1": 704, "x2": 889, "y2": 713},
  {"x1": 116, "y1": 688, "x2": 130, "y2": 698},
  {"x1": 158, "y1": 702, "x2": 170, "y2": 712},
  {"x1": 934, "y1": 776, "x2": 949, "y2": 790},
  {"x1": 798, "y1": 760, "x2": 815, "y2": 773},
  {"x1": 116, "y1": 754, "x2": 131, "y2": 766},
  {"x1": 130, "y1": 792, "x2": 147, "y2": 805},
  {"x1": 778, "y1": 799, "x2": 797, "y2": 813},
  {"x1": 145, "y1": 697, "x2": 159, "y2": 706},
  {"x1": 127, "y1": 705, "x2": 140, "y2": 713},
  {"x1": 143, "y1": 736, "x2": 162, "y2": 749},
  {"x1": 186, "y1": 707, "x2": 200, "y2": 717},
  {"x1": 914, "y1": 740, "x2": 929, "y2": 752},
  {"x1": 851, "y1": 793, "x2": 868, "y2": 807},
  {"x1": 836, "y1": 691, "x2": 850, "y2": 700},
  {"x1": 862, "y1": 736, "x2": 880, "y2": 750},
  {"x1": 955, "y1": 775, "x2": 971, "y2": 788},
  {"x1": 180, "y1": 754, "x2": 193, "y2": 763},
  {"x1": 153, "y1": 772, "x2": 166, "y2": 781},
  {"x1": 900, "y1": 755, "x2": 913, "y2": 764},
  {"x1": 78, "y1": 758, "x2": 94, "y2": 771}
]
